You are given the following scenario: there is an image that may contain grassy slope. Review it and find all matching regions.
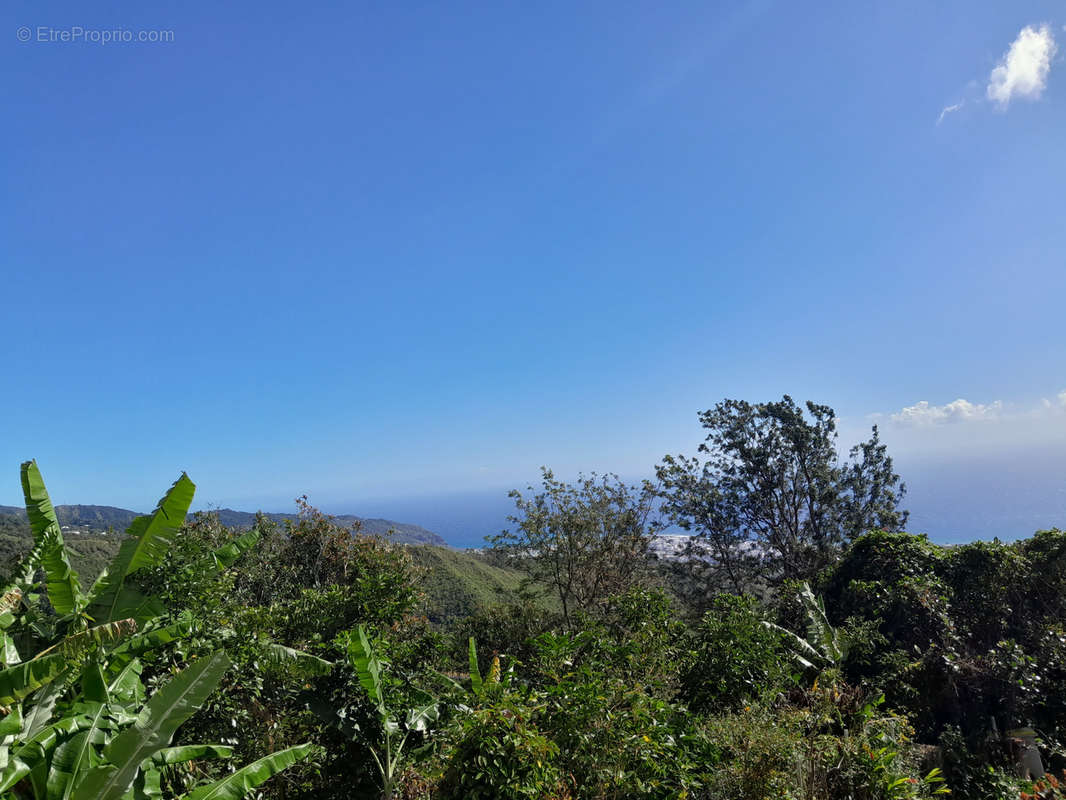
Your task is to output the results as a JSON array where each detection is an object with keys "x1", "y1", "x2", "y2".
[
  {"x1": 0, "y1": 516, "x2": 121, "y2": 585},
  {"x1": 407, "y1": 546, "x2": 544, "y2": 623}
]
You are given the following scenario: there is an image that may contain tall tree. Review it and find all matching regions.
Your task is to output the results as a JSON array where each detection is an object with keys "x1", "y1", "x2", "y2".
[
  {"x1": 657, "y1": 396, "x2": 907, "y2": 592},
  {"x1": 491, "y1": 469, "x2": 656, "y2": 626}
]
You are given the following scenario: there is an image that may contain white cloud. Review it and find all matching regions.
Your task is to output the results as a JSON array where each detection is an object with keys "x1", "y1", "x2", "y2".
[
  {"x1": 864, "y1": 392, "x2": 1066, "y2": 461},
  {"x1": 882, "y1": 391, "x2": 1066, "y2": 428},
  {"x1": 890, "y1": 399, "x2": 1004, "y2": 427},
  {"x1": 987, "y1": 24, "x2": 1057, "y2": 107},
  {"x1": 1044, "y1": 391, "x2": 1066, "y2": 409},
  {"x1": 937, "y1": 101, "x2": 964, "y2": 124}
]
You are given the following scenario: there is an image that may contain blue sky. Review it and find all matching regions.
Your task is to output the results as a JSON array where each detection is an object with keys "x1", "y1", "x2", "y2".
[{"x1": 2, "y1": 1, "x2": 1065, "y2": 538}]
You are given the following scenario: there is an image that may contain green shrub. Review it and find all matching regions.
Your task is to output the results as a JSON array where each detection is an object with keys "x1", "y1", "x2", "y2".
[
  {"x1": 938, "y1": 725, "x2": 1024, "y2": 800},
  {"x1": 447, "y1": 600, "x2": 565, "y2": 676},
  {"x1": 436, "y1": 693, "x2": 568, "y2": 800},
  {"x1": 943, "y1": 540, "x2": 1029, "y2": 651},
  {"x1": 681, "y1": 594, "x2": 794, "y2": 713},
  {"x1": 152, "y1": 507, "x2": 423, "y2": 800},
  {"x1": 699, "y1": 705, "x2": 807, "y2": 799}
]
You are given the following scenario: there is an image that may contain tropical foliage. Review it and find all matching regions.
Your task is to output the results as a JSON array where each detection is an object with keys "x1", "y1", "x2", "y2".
[
  {"x1": 0, "y1": 461, "x2": 314, "y2": 800},
  {"x1": 6, "y1": 395, "x2": 1064, "y2": 799}
]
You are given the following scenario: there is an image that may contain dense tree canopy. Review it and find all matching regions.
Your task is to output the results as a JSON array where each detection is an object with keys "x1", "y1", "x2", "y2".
[{"x1": 657, "y1": 396, "x2": 908, "y2": 591}]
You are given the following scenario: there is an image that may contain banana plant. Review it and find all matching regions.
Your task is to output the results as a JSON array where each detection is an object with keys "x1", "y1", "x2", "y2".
[
  {"x1": 0, "y1": 461, "x2": 318, "y2": 800},
  {"x1": 0, "y1": 650, "x2": 315, "y2": 800},
  {"x1": 764, "y1": 582, "x2": 849, "y2": 676},
  {"x1": 0, "y1": 462, "x2": 258, "y2": 714},
  {"x1": 465, "y1": 637, "x2": 513, "y2": 701},
  {"x1": 434, "y1": 638, "x2": 513, "y2": 704},
  {"x1": 321, "y1": 626, "x2": 438, "y2": 800},
  {"x1": 10, "y1": 461, "x2": 194, "y2": 640}
]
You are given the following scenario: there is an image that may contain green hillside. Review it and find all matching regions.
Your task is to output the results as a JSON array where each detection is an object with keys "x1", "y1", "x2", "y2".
[
  {"x1": 210, "y1": 508, "x2": 448, "y2": 545},
  {"x1": 406, "y1": 545, "x2": 546, "y2": 623},
  {"x1": 0, "y1": 509, "x2": 446, "y2": 585},
  {"x1": 0, "y1": 515, "x2": 121, "y2": 584},
  {"x1": 0, "y1": 504, "x2": 447, "y2": 546},
  {"x1": 0, "y1": 513, "x2": 515, "y2": 622},
  {"x1": 0, "y1": 503, "x2": 137, "y2": 531}
]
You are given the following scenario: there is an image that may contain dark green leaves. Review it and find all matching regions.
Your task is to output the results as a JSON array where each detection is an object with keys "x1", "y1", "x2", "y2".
[{"x1": 0, "y1": 654, "x2": 66, "y2": 706}]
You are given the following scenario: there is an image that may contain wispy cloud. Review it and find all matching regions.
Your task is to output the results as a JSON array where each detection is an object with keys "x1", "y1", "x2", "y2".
[
  {"x1": 937, "y1": 101, "x2": 964, "y2": 125},
  {"x1": 987, "y1": 24, "x2": 1058, "y2": 107}
]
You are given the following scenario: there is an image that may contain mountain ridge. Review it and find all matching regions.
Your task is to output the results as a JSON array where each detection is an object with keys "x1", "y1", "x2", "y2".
[{"x1": 0, "y1": 504, "x2": 448, "y2": 546}]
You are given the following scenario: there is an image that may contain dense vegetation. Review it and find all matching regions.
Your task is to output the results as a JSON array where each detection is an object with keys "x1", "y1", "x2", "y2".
[{"x1": 3, "y1": 396, "x2": 1065, "y2": 799}]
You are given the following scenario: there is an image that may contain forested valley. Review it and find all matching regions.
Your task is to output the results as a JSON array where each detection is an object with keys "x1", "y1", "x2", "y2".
[{"x1": 2, "y1": 397, "x2": 1064, "y2": 800}]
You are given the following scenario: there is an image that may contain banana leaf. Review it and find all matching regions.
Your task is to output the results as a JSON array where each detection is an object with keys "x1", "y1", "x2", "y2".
[
  {"x1": 181, "y1": 743, "x2": 315, "y2": 800},
  {"x1": 797, "y1": 582, "x2": 845, "y2": 662},
  {"x1": 468, "y1": 638, "x2": 482, "y2": 697},
  {"x1": 36, "y1": 619, "x2": 138, "y2": 660},
  {"x1": 762, "y1": 620, "x2": 822, "y2": 672},
  {"x1": 107, "y1": 619, "x2": 192, "y2": 678},
  {"x1": 47, "y1": 701, "x2": 114, "y2": 800},
  {"x1": 130, "y1": 767, "x2": 162, "y2": 800},
  {"x1": 82, "y1": 661, "x2": 110, "y2": 703},
  {"x1": 20, "y1": 461, "x2": 84, "y2": 616},
  {"x1": 262, "y1": 644, "x2": 332, "y2": 677},
  {"x1": 149, "y1": 744, "x2": 233, "y2": 766},
  {"x1": 71, "y1": 651, "x2": 230, "y2": 800},
  {"x1": 0, "y1": 592, "x2": 21, "y2": 665},
  {"x1": 206, "y1": 528, "x2": 261, "y2": 571},
  {"x1": 0, "y1": 653, "x2": 66, "y2": 705},
  {"x1": 405, "y1": 702, "x2": 439, "y2": 733},
  {"x1": 346, "y1": 626, "x2": 385, "y2": 717},
  {"x1": 88, "y1": 474, "x2": 196, "y2": 624},
  {"x1": 23, "y1": 675, "x2": 72, "y2": 738},
  {"x1": 0, "y1": 706, "x2": 23, "y2": 773},
  {"x1": 0, "y1": 707, "x2": 22, "y2": 740},
  {"x1": 106, "y1": 660, "x2": 146, "y2": 706},
  {"x1": 1, "y1": 633, "x2": 20, "y2": 668},
  {"x1": 1, "y1": 715, "x2": 96, "y2": 794},
  {"x1": 0, "y1": 757, "x2": 32, "y2": 793}
]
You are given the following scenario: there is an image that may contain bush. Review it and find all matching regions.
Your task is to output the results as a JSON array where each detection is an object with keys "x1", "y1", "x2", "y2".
[
  {"x1": 681, "y1": 593, "x2": 794, "y2": 713},
  {"x1": 133, "y1": 505, "x2": 424, "y2": 799},
  {"x1": 699, "y1": 705, "x2": 807, "y2": 799},
  {"x1": 541, "y1": 671, "x2": 715, "y2": 797},
  {"x1": 436, "y1": 693, "x2": 569, "y2": 800},
  {"x1": 448, "y1": 600, "x2": 566, "y2": 676},
  {"x1": 943, "y1": 539, "x2": 1029, "y2": 651},
  {"x1": 938, "y1": 725, "x2": 1024, "y2": 800}
]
